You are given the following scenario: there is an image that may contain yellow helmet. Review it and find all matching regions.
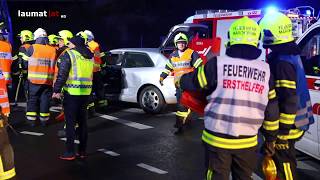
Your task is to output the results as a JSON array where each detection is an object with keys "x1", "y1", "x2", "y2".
[
  {"x1": 228, "y1": 16, "x2": 261, "y2": 47},
  {"x1": 174, "y1": 32, "x2": 188, "y2": 47},
  {"x1": 259, "y1": 12, "x2": 294, "y2": 45},
  {"x1": 57, "y1": 30, "x2": 73, "y2": 45},
  {"x1": 76, "y1": 31, "x2": 88, "y2": 44},
  {"x1": 18, "y1": 30, "x2": 34, "y2": 43},
  {"x1": 48, "y1": 34, "x2": 59, "y2": 45}
]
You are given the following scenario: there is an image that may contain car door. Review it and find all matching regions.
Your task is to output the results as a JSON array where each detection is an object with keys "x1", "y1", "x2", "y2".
[
  {"x1": 120, "y1": 52, "x2": 154, "y2": 102},
  {"x1": 101, "y1": 51, "x2": 124, "y2": 95},
  {"x1": 296, "y1": 25, "x2": 320, "y2": 159}
]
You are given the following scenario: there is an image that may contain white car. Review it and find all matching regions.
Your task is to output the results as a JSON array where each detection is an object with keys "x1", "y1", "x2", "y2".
[{"x1": 102, "y1": 48, "x2": 176, "y2": 114}]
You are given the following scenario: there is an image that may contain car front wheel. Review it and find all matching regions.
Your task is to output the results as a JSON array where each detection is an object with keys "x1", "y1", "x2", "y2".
[{"x1": 139, "y1": 86, "x2": 166, "y2": 114}]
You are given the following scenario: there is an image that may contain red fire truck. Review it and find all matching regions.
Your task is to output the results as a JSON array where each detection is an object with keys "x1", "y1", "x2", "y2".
[{"x1": 160, "y1": 6, "x2": 320, "y2": 160}]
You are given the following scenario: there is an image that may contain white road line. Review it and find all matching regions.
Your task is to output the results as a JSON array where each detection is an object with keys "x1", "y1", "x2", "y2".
[
  {"x1": 95, "y1": 113, "x2": 153, "y2": 130},
  {"x1": 60, "y1": 138, "x2": 80, "y2": 144},
  {"x1": 137, "y1": 163, "x2": 168, "y2": 174},
  {"x1": 297, "y1": 160, "x2": 318, "y2": 171},
  {"x1": 121, "y1": 108, "x2": 144, "y2": 114},
  {"x1": 97, "y1": 148, "x2": 120, "y2": 156},
  {"x1": 20, "y1": 131, "x2": 44, "y2": 136}
]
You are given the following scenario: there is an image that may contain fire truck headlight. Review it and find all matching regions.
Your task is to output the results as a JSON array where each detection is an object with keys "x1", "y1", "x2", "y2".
[
  {"x1": 266, "y1": 6, "x2": 278, "y2": 14},
  {"x1": 306, "y1": 10, "x2": 311, "y2": 16}
]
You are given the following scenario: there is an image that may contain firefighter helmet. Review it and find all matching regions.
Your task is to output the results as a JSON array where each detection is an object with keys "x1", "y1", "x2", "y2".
[
  {"x1": 228, "y1": 16, "x2": 261, "y2": 47},
  {"x1": 48, "y1": 34, "x2": 59, "y2": 45},
  {"x1": 174, "y1": 32, "x2": 188, "y2": 47},
  {"x1": 18, "y1": 30, "x2": 34, "y2": 43},
  {"x1": 259, "y1": 11, "x2": 294, "y2": 45},
  {"x1": 34, "y1": 28, "x2": 47, "y2": 39},
  {"x1": 57, "y1": 30, "x2": 73, "y2": 45},
  {"x1": 76, "y1": 31, "x2": 88, "y2": 44},
  {"x1": 83, "y1": 30, "x2": 94, "y2": 41}
]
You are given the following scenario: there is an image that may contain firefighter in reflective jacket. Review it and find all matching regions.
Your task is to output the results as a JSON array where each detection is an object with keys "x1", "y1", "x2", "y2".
[
  {"x1": 11, "y1": 30, "x2": 34, "y2": 105},
  {"x1": 259, "y1": 12, "x2": 314, "y2": 180},
  {"x1": 52, "y1": 36, "x2": 94, "y2": 160},
  {"x1": 160, "y1": 32, "x2": 203, "y2": 134},
  {"x1": 83, "y1": 30, "x2": 107, "y2": 109},
  {"x1": 25, "y1": 28, "x2": 57, "y2": 126},
  {"x1": 0, "y1": 31, "x2": 13, "y2": 103},
  {"x1": 179, "y1": 17, "x2": 279, "y2": 180},
  {"x1": 0, "y1": 70, "x2": 15, "y2": 180}
]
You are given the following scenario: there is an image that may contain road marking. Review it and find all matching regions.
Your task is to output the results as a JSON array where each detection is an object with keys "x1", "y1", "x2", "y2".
[
  {"x1": 137, "y1": 163, "x2": 168, "y2": 174},
  {"x1": 121, "y1": 108, "x2": 144, "y2": 114},
  {"x1": 20, "y1": 131, "x2": 44, "y2": 136},
  {"x1": 297, "y1": 160, "x2": 318, "y2": 171},
  {"x1": 60, "y1": 138, "x2": 80, "y2": 144},
  {"x1": 95, "y1": 113, "x2": 153, "y2": 130},
  {"x1": 97, "y1": 148, "x2": 120, "y2": 156}
]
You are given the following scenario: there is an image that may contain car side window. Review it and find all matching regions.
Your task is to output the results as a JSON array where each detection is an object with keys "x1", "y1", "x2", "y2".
[
  {"x1": 300, "y1": 27, "x2": 320, "y2": 76},
  {"x1": 107, "y1": 53, "x2": 124, "y2": 65},
  {"x1": 122, "y1": 52, "x2": 154, "y2": 68}
]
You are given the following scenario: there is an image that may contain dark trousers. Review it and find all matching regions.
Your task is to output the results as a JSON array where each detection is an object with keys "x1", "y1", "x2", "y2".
[
  {"x1": 0, "y1": 121, "x2": 15, "y2": 179},
  {"x1": 175, "y1": 88, "x2": 190, "y2": 128},
  {"x1": 63, "y1": 93, "x2": 89, "y2": 153},
  {"x1": 92, "y1": 72, "x2": 105, "y2": 100},
  {"x1": 204, "y1": 144, "x2": 258, "y2": 180},
  {"x1": 273, "y1": 139, "x2": 297, "y2": 180},
  {"x1": 26, "y1": 83, "x2": 52, "y2": 121}
]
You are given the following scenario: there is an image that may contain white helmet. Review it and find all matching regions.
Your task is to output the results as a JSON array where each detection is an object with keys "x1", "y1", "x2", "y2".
[
  {"x1": 34, "y1": 28, "x2": 47, "y2": 39},
  {"x1": 83, "y1": 30, "x2": 94, "y2": 41}
]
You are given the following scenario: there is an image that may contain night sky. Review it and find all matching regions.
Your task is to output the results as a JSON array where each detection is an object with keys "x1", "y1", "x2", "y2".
[{"x1": 6, "y1": 0, "x2": 320, "y2": 51}]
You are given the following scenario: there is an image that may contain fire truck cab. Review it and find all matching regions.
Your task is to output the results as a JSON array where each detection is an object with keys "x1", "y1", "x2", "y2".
[{"x1": 160, "y1": 6, "x2": 320, "y2": 160}]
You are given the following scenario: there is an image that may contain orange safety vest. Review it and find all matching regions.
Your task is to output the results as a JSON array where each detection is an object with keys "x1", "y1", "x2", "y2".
[
  {"x1": 88, "y1": 40, "x2": 102, "y2": 72},
  {"x1": 0, "y1": 40, "x2": 13, "y2": 84},
  {"x1": 170, "y1": 48, "x2": 195, "y2": 78},
  {"x1": 0, "y1": 71, "x2": 10, "y2": 116},
  {"x1": 28, "y1": 44, "x2": 57, "y2": 85}
]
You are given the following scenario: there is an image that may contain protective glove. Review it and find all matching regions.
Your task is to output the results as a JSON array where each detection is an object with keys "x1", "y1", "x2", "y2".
[
  {"x1": 263, "y1": 141, "x2": 276, "y2": 157},
  {"x1": 159, "y1": 77, "x2": 164, "y2": 86}
]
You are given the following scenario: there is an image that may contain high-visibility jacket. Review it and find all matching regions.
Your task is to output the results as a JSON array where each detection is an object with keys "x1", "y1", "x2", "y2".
[
  {"x1": 0, "y1": 71, "x2": 10, "y2": 116},
  {"x1": 53, "y1": 47, "x2": 69, "y2": 84},
  {"x1": 63, "y1": 49, "x2": 94, "y2": 95},
  {"x1": 87, "y1": 40, "x2": 102, "y2": 72},
  {"x1": 28, "y1": 44, "x2": 57, "y2": 85},
  {"x1": 0, "y1": 41, "x2": 13, "y2": 84},
  {"x1": 160, "y1": 48, "x2": 203, "y2": 80}
]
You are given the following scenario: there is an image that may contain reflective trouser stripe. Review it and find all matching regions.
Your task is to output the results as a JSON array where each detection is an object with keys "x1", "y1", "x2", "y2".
[
  {"x1": 202, "y1": 130, "x2": 258, "y2": 149},
  {"x1": 284, "y1": 163, "x2": 293, "y2": 180},
  {"x1": 277, "y1": 129, "x2": 304, "y2": 140},
  {"x1": 40, "y1": 113, "x2": 50, "y2": 117},
  {"x1": 279, "y1": 113, "x2": 295, "y2": 125},
  {"x1": 26, "y1": 112, "x2": 37, "y2": 121},
  {"x1": 0, "y1": 168, "x2": 16, "y2": 180},
  {"x1": 87, "y1": 102, "x2": 95, "y2": 109},
  {"x1": 206, "y1": 169, "x2": 213, "y2": 180},
  {"x1": 268, "y1": 89, "x2": 276, "y2": 99},
  {"x1": 176, "y1": 109, "x2": 191, "y2": 123},
  {"x1": 0, "y1": 155, "x2": 3, "y2": 173},
  {"x1": 263, "y1": 120, "x2": 279, "y2": 131}
]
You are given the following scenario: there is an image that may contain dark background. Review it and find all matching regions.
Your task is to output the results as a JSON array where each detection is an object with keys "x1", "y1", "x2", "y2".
[{"x1": 7, "y1": 0, "x2": 320, "y2": 51}]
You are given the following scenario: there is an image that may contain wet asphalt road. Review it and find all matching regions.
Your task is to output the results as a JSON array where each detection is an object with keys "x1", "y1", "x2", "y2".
[{"x1": 6, "y1": 102, "x2": 320, "y2": 180}]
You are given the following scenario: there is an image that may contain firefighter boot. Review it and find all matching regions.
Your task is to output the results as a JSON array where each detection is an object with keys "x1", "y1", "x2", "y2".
[{"x1": 174, "y1": 115, "x2": 185, "y2": 135}]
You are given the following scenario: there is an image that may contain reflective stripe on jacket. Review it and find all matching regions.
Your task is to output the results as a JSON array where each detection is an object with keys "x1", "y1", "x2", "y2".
[
  {"x1": 0, "y1": 41, "x2": 13, "y2": 84},
  {"x1": 28, "y1": 44, "x2": 57, "y2": 85},
  {"x1": 63, "y1": 49, "x2": 94, "y2": 95},
  {"x1": 204, "y1": 56, "x2": 270, "y2": 138}
]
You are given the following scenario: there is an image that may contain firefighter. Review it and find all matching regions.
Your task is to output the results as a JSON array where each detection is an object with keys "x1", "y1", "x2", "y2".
[
  {"x1": 0, "y1": 31, "x2": 13, "y2": 102},
  {"x1": 259, "y1": 12, "x2": 314, "y2": 180},
  {"x1": 159, "y1": 32, "x2": 203, "y2": 135},
  {"x1": 56, "y1": 30, "x2": 73, "y2": 57},
  {"x1": 0, "y1": 69, "x2": 16, "y2": 180},
  {"x1": 24, "y1": 28, "x2": 57, "y2": 126},
  {"x1": 179, "y1": 17, "x2": 279, "y2": 179},
  {"x1": 52, "y1": 36, "x2": 94, "y2": 160},
  {"x1": 11, "y1": 30, "x2": 34, "y2": 105},
  {"x1": 83, "y1": 30, "x2": 107, "y2": 109}
]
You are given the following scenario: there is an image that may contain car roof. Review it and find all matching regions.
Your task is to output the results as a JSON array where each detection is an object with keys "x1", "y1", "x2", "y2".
[{"x1": 109, "y1": 48, "x2": 168, "y2": 67}]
